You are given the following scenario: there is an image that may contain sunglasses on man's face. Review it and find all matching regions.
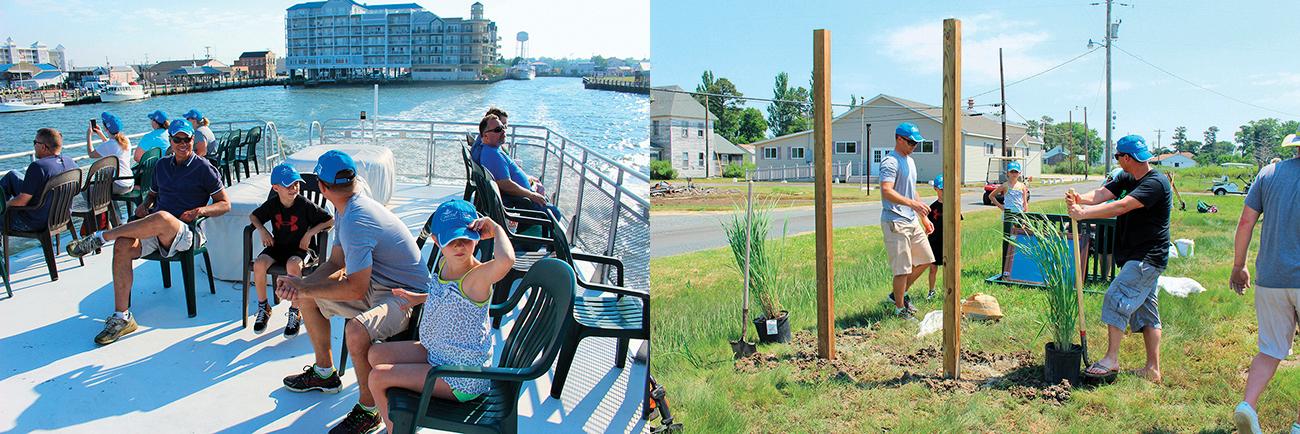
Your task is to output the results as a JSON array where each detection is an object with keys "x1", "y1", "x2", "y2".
[
  {"x1": 904, "y1": 138, "x2": 918, "y2": 147},
  {"x1": 32, "y1": 140, "x2": 45, "y2": 147},
  {"x1": 170, "y1": 136, "x2": 193, "y2": 144},
  {"x1": 1113, "y1": 153, "x2": 1127, "y2": 160},
  {"x1": 485, "y1": 126, "x2": 505, "y2": 134}
]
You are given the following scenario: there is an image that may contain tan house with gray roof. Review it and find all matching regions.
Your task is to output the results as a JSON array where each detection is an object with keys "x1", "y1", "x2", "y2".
[{"x1": 749, "y1": 94, "x2": 1043, "y2": 184}]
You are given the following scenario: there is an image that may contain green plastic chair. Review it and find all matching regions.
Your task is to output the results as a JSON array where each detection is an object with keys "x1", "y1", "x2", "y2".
[
  {"x1": 385, "y1": 258, "x2": 576, "y2": 434},
  {"x1": 234, "y1": 126, "x2": 262, "y2": 177},
  {"x1": 139, "y1": 217, "x2": 215, "y2": 318},
  {"x1": 112, "y1": 148, "x2": 162, "y2": 218}
]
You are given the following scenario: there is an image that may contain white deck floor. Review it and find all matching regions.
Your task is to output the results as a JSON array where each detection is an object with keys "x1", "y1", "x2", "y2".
[{"x1": 0, "y1": 183, "x2": 646, "y2": 433}]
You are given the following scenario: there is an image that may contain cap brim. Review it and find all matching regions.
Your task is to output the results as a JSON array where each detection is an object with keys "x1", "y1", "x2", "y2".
[{"x1": 436, "y1": 227, "x2": 480, "y2": 248}]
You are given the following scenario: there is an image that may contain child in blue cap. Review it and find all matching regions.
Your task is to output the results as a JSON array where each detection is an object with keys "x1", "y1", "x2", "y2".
[
  {"x1": 85, "y1": 112, "x2": 135, "y2": 194},
  {"x1": 989, "y1": 161, "x2": 1030, "y2": 214},
  {"x1": 367, "y1": 198, "x2": 515, "y2": 432},
  {"x1": 248, "y1": 164, "x2": 334, "y2": 335},
  {"x1": 924, "y1": 174, "x2": 962, "y2": 299}
]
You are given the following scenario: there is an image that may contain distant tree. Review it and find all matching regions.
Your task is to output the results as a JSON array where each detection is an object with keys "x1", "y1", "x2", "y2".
[
  {"x1": 734, "y1": 107, "x2": 769, "y2": 144},
  {"x1": 1025, "y1": 119, "x2": 1042, "y2": 139},
  {"x1": 1203, "y1": 126, "x2": 1219, "y2": 151},
  {"x1": 1172, "y1": 126, "x2": 1190, "y2": 153},
  {"x1": 694, "y1": 70, "x2": 746, "y2": 143},
  {"x1": 591, "y1": 55, "x2": 608, "y2": 68},
  {"x1": 767, "y1": 72, "x2": 812, "y2": 137},
  {"x1": 1236, "y1": 118, "x2": 1286, "y2": 166}
]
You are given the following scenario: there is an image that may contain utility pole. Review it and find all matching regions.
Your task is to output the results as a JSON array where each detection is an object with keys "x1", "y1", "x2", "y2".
[
  {"x1": 704, "y1": 94, "x2": 710, "y2": 178},
  {"x1": 1083, "y1": 106, "x2": 1090, "y2": 180},
  {"x1": 1069, "y1": 110, "x2": 1076, "y2": 174},
  {"x1": 1000, "y1": 48, "x2": 1008, "y2": 165},
  {"x1": 1154, "y1": 128, "x2": 1164, "y2": 150},
  {"x1": 205, "y1": 46, "x2": 212, "y2": 59},
  {"x1": 1103, "y1": 0, "x2": 1117, "y2": 176}
]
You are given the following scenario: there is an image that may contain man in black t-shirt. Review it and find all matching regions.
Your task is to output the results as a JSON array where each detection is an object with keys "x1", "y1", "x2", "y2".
[
  {"x1": 1066, "y1": 135, "x2": 1172, "y2": 383},
  {"x1": 249, "y1": 164, "x2": 333, "y2": 334}
]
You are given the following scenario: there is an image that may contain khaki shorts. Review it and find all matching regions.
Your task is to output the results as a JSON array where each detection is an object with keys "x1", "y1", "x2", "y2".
[
  {"x1": 1254, "y1": 285, "x2": 1300, "y2": 360},
  {"x1": 882, "y1": 219, "x2": 935, "y2": 276},
  {"x1": 139, "y1": 223, "x2": 197, "y2": 259},
  {"x1": 315, "y1": 281, "x2": 412, "y2": 341}
]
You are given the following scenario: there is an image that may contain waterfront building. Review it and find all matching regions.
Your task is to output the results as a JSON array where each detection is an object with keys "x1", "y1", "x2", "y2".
[
  {"x1": 0, "y1": 62, "x2": 62, "y2": 88},
  {"x1": 284, "y1": 0, "x2": 499, "y2": 81},
  {"x1": 650, "y1": 85, "x2": 750, "y2": 178},
  {"x1": 234, "y1": 50, "x2": 278, "y2": 79},
  {"x1": 0, "y1": 38, "x2": 66, "y2": 71},
  {"x1": 749, "y1": 94, "x2": 1044, "y2": 183},
  {"x1": 66, "y1": 66, "x2": 139, "y2": 89},
  {"x1": 143, "y1": 59, "x2": 232, "y2": 84}
]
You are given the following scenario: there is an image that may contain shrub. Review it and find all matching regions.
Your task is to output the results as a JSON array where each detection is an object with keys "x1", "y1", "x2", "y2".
[
  {"x1": 722, "y1": 162, "x2": 756, "y2": 178},
  {"x1": 651, "y1": 160, "x2": 677, "y2": 180}
]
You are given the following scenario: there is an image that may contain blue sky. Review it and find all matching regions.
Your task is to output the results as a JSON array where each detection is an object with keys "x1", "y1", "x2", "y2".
[
  {"x1": 652, "y1": 0, "x2": 1300, "y2": 148},
  {"x1": 0, "y1": 0, "x2": 648, "y2": 66}
]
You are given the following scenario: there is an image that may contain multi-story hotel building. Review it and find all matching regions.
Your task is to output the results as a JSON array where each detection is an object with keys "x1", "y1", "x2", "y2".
[
  {"x1": 1, "y1": 38, "x2": 66, "y2": 70},
  {"x1": 284, "y1": 0, "x2": 499, "y2": 81}
]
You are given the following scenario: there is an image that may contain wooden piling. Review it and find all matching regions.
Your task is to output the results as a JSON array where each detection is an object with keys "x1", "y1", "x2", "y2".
[
  {"x1": 812, "y1": 29, "x2": 835, "y2": 360},
  {"x1": 941, "y1": 18, "x2": 963, "y2": 379}
]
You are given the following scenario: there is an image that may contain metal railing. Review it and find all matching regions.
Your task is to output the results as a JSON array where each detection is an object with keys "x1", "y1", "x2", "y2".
[{"x1": 307, "y1": 118, "x2": 651, "y2": 291}]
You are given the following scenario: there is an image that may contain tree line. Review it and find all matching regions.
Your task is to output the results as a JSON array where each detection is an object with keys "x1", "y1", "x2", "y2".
[
  {"x1": 1026, "y1": 117, "x2": 1297, "y2": 168},
  {"x1": 693, "y1": 70, "x2": 817, "y2": 146}
]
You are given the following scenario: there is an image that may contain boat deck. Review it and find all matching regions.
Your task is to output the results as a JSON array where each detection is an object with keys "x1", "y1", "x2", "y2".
[{"x1": 0, "y1": 182, "x2": 646, "y2": 433}]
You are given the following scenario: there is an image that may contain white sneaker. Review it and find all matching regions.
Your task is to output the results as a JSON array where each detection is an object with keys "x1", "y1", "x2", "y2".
[{"x1": 1233, "y1": 401, "x2": 1263, "y2": 434}]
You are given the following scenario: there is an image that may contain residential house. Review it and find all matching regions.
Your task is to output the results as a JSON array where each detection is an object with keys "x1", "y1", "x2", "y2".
[
  {"x1": 1152, "y1": 151, "x2": 1197, "y2": 168},
  {"x1": 1043, "y1": 146, "x2": 1070, "y2": 165},
  {"x1": 144, "y1": 59, "x2": 231, "y2": 83},
  {"x1": 749, "y1": 94, "x2": 1045, "y2": 184},
  {"x1": 650, "y1": 85, "x2": 751, "y2": 178},
  {"x1": 0, "y1": 62, "x2": 61, "y2": 88},
  {"x1": 234, "y1": 50, "x2": 278, "y2": 79}
]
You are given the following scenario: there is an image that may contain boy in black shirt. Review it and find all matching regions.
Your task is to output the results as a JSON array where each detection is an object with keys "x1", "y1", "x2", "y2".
[
  {"x1": 250, "y1": 165, "x2": 333, "y2": 335},
  {"x1": 924, "y1": 175, "x2": 961, "y2": 299}
]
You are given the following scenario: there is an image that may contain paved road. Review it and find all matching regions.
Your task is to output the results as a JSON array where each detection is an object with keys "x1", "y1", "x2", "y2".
[{"x1": 651, "y1": 180, "x2": 1099, "y2": 258}]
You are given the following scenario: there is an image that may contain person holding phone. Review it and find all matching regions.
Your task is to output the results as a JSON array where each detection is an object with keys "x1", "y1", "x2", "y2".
[{"x1": 86, "y1": 112, "x2": 134, "y2": 194}]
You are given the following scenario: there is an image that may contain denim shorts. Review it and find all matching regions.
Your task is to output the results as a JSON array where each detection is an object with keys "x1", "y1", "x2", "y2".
[{"x1": 1101, "y1": 260, "x2": 1164, "y2": 332}]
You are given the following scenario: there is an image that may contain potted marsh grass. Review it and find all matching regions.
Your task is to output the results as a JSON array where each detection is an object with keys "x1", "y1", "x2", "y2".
[
  {"x1": 1006, "y1": 212, "x2": 1082, "y2": 387},
  {"x1": 722, "y1": 197, "x2": 790, "y2": 344}
]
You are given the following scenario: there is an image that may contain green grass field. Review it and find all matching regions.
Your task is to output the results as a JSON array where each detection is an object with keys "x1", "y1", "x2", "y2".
[
  {"x1": 651, "y1": 181, "x2": 941, "y2": 213},
  {"x1": 651, "y1": 195, "x2": 1300, "y2": 433}
]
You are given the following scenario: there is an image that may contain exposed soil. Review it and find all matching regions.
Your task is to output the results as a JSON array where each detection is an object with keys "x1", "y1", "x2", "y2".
[{"x1": 736, "y1": 329, "x2": 1074, "y2": 405}]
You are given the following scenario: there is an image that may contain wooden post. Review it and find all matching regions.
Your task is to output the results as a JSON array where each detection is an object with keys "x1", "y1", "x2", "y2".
[
  {"x1": 941, "y1": 18, "x2": 964, "y2": 379},
  {"x1": 812, "y1": 29, "x2": 835, "y2": 360}
]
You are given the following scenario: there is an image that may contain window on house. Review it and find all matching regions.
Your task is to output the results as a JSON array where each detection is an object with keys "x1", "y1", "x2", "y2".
[
  {"x1": 985, "y1": 143, "x2": 995, "y2": 155},
  {"x1": 681, "y1": 127, "x2": 688, "y2": 138},
  {"x1": 698, "y1": 129, "x2": 704, "y2": 137},
  {"x1": 764, "y1": 147, "x2": 778, "y2": 160},
  {"x1": 834, "y1": 141, "x2": 858, "y2": 154},
  {"x1": 918, "y1": 140, "x2": 935, "y2": 154},
  {"x1": 681, "y1": 152, "x2": 689, "y2": 167},
  {"x1": 698, "y1": 152, "x2": 705, "y2": 167},
  {"x1": 789, "y1": 147, "x2": 806, "y2": 160},
  {"x1": 873, "y1": 149, "x2": 886, "y2": 163},
  {"x1": 652, "y1": 120, "x2": 659, "y2": 137}
]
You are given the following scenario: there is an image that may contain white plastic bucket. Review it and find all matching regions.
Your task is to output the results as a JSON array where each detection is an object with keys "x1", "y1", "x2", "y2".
[{"x1": 1174, "y1": 239, "x2": 1195, "y2": 258}]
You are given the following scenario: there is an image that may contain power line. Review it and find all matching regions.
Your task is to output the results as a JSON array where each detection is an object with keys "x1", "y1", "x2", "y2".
[
  {"x1": 964, "y1": 47, "x2": 1101, "y2": 100},
  {"x1": 1112, "y1": 44, "x2": 1300, "y2": 118},
  {"x1": 654, "y1": 85, "x2": 1004, "y2": 110}
]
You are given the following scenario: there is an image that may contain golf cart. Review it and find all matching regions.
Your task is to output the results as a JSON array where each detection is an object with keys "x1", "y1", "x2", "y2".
[
  {"x1": 1208, "y1": 174, "x2": 1253, "y2": 196},
  {"x1": 983, "y1": 156, "x2": 1028, "y2": 205}
]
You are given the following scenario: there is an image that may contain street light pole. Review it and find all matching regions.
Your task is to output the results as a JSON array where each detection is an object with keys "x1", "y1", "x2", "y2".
[{"x1": 1104, "y1": 0, "x2": 1114, "y2": 176}]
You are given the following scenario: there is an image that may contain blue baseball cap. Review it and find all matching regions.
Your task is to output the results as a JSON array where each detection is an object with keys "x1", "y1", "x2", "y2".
[
  {"x1": 314, "y1": 150, "x2": 357, "y2": 185},
  {"x1": 182, "y1": 108, "x2": 204, "y2": 121},
  {"x1": 432, "y1": 199, "x2": 480, "y2": 248},
  {"x1": 167, "y1": 119, "x2": 194, "y2": 137},
  {"x1": 933, "y1": 174, "x2": 944, "y2": 190},
  {"x1": 1282, "y1": 130, "x2": 1300, "y2": 148},
  {"x1": 270, "y1": 164, "x2": 303, "y2": 187},
  {"x1": 1007, "y1": 161, "x2": 1022, "y2": 173},
  {"x1": 147, "y1": 110, "x2": 168, "y2": 126},
  {"x1": 895, "y1": 122, "x2": 925, "y2": 143},
  {"x1": 1116, "y1": 134, "x2": 1153, "y2": 162},
  {"x1": 100, "y1": 112, "x2": 122, "y2": 135}
]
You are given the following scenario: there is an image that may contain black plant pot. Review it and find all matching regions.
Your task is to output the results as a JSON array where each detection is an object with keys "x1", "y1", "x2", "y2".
[
  {"x1": 1043, "y1": 342, "x2": 1083, "y2": 387},
  {"x1": 753, "y1": 311, "x2": 791, "y2": 344}
]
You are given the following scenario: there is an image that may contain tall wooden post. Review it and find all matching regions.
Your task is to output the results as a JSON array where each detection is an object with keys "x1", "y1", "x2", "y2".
[
  {"x1": 941, "y1": 18, "x2": 964, "y2": 379},
  {"x1": 812, "y1": 29, "x2": 835, "y2": 360}
]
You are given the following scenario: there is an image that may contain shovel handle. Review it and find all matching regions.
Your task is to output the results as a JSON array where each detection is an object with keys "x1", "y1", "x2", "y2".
[{"x1": 1068, "y1": 189, "x2": 1089, "y2": 364}]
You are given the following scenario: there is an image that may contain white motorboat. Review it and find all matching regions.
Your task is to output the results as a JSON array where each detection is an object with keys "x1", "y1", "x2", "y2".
[
  {"x1": 509, "y1": 64, "x2": 536, "y2": 80},
  {"x1": 99, "y1": 82, "x2": 149, "y2": 102},
  {"x1": 0, "y1": 101, "x2": 64, "y2": 113}
]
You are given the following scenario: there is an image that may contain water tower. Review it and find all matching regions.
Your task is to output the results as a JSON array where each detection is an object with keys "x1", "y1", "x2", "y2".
[{"x1": 516, "y1": 31, "x2": 529, "y2": 60}]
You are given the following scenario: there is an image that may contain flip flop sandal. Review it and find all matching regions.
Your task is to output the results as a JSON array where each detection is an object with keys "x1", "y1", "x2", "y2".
[{"x1": 1083, "y1": 362, "x2": 1118, "y2": 378}]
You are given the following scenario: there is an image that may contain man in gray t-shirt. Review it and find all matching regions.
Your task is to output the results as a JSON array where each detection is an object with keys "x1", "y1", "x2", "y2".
[
  {"x1": 274, "y1": 150, "x2": 432, "y2": 434},
  {"x1": 1228, "y1": 136, "x2": 1300, "y2": 434},
  {"x1": 879, "y1": 122, "x2": 936, "y2": 317}
]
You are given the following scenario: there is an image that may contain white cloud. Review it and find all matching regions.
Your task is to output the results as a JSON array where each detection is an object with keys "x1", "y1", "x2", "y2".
[{"x1": 877, "y1": 13, "x2": 1056, "y2": 87}]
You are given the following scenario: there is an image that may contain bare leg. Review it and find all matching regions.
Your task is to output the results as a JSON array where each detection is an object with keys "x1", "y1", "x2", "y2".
[
  {"x1": 253, "y1": 255, "x2": 273, "y2": 303},
  {"x1": 299, "y1": 296, "x2": 332, "y2": 368},
  {"x1": 1086, "y1": 324, "x2": 1124, "y2": 375},
  {"x1": 891, "y1": 274, "x2": 908, "y2": 308},
  {"x1": 346, "y1": 319, "x2": 376, "y2": 406},
  {"x1": 927, "y1": 264, "x2": 937, "y2": 293},
  {"x1": 285, "y1": 257, "x2": 303, "y2": 310},
  {"x1": 1243, "y1": 353, "x2": 1281, "y2": 408},
  {"x1": 905, "y1": 263, "x2": 930, "y2": 287},
  {"x1": 111, "y1": 238, "x2": 142, "y2": 312},
  {"x1": 103, "y1": 212, "x2": 182, "y2": 251},
  {"x1": 368, "y1": 341, "x2": 440, "y2": 430},
  {"x1": 1136, "y1": 326, "x2": 1162, "y2": 382}
]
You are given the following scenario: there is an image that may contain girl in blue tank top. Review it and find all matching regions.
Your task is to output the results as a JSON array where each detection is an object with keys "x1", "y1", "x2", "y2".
[
  {"x1": 991, "y1": 162, "x2": 1031, "y2": 215},
  {"x1": 366, "y1": 199, "x2": 515, "y2": 432}
]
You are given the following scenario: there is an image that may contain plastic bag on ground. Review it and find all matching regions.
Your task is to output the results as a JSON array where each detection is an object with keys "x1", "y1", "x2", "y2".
[
  {"x1": 1158, "y1": 276, "x2": 1206, "y2": 298},
  {"x1": 917, "y1": 310, "x2": 944, "y2": 337}
]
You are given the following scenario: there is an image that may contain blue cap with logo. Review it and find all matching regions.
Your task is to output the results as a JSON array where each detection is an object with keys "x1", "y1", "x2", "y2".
[
  {"x1": 100, "y1": 112, "x2": 122, "y2": 135},
  {"x1": 1007, "y1": 161, "x2": 1022, "y2": 173},
  {"x1": 1116, "y1": 134, "x2": 1153, "y2": 162},
  {"x1": 933, "y1": 174, "x2": 944, "y2": 190},
  {"x1": 183, "y1": 108, "x2": 204, "y2": 121},
  {"x1": 432, "y1": 199, "x2": 480, "y2": 248},
  {"x1": 314, "y1": 150, "x2": 357, "y2": 185},
  {"x1": 147, "y1": 110, "x2": 168, "y2": 126},
  {"x1": 895, "y1": 122, "x2": 925, "y2": 143},
  {"x1": 270, "y1": 164, "x2": 303, "y2": 187},
  {"x1": 167, "y1": 119, "x2": 194, "y2": 137}
]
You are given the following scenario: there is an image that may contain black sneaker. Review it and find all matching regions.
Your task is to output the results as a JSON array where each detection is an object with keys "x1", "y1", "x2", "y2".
[
  {"x1": 94, "y1": 314, "x2": 138, "y2": 345},
  {"x1": 67, "y1": 235, "x2": 105, "y2": 258},
  {"x1": 284, "y1": 308, "x2": 301, "y2": 337},
  {"x1": 283, "y1": 366, "x2": 342, "y2": 393},
  {"x1": 253, "y1": 303, "x2": 272, "y2": 333},
  {"x1": 329, "y1": 404, "x2": 381, "y2": 434}
]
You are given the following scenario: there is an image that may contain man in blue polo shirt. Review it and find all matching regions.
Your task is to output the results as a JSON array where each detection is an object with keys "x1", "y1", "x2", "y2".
[
  {"x1": 0, "y1": 128, "x2": 78, "y2": 232},
  {"x1": 66, "y1": 120, "x2": 230, "y2": 346}
]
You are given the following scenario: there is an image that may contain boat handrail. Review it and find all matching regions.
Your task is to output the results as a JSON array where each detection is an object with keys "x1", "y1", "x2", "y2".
[
  {"x1": 312, "y1": 117, "x2": 649, "y2": 291},
  {"x1": 0, "y1": 120, "x2": 284, "y2": 171}
]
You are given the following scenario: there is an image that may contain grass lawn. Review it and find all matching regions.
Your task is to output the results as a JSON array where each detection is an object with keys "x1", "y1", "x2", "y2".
[
  {"x1": 651, "y1": 181, "x2": 942, "y2": 213},
  {"x1": 651, "y1": 195, "x2": 1300, "y2": 433}
]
